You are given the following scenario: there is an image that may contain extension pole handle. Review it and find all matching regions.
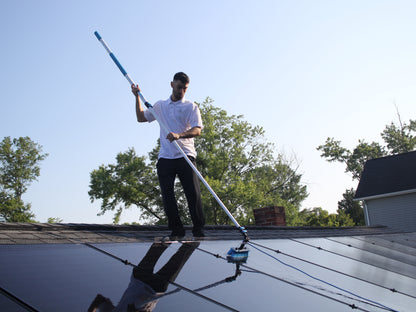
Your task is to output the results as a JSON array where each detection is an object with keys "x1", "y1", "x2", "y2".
[
  {"x1": 147, "y1": 109, "x2": 246, "y2": 233},
  {"x1": 94, "y1": 31, "x2": 148, "y2": 106},
  {"x1": 94, "y1": 31, "x2": 248, "y2": 238}
]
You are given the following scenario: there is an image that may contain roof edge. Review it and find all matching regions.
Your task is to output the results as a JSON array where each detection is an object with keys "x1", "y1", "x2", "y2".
[{"x1": 354, "y1": 188, "x2": 416, "y2": 201}]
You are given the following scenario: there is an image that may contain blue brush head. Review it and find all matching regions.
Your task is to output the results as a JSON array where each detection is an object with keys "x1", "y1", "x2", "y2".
[{"x1": 227, "y1": 247, "x2": 249, "y2": 263}]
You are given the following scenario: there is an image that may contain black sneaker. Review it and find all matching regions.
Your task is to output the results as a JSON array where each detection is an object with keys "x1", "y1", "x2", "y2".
[
  {"x1": 192, "y1": 229, "x2": 205, "y2": 237},
  {"x1": 170, "y1": 229, "x2": 185, "y2": 238}
]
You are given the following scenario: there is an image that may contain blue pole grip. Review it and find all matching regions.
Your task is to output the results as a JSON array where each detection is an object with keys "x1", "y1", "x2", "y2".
[
  {"x1": 94, "y1": 31, "x2": 248, "y2": 239},
  {"x1": 110, "y1": 53, "x2": 128, "y2": 76},
  {"x1": 94, "y1": 31, "x2": 102, "y2": 40}
]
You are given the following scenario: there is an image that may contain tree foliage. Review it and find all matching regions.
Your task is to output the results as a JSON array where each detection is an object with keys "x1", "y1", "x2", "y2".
[
  {"x1": 89, "y1": 148, "x2": 163, "y2": 224},
  {"x1": 317, "y1": 115, "x2": 415, "y2": 225},
  {"x1": 0, "y1": 192, "x2": 35, "y2": 222},
  {"x1": 297, "y1": 207, "x2": 354, "y2": 227},
  {"x1": 317, "y1": 138, "x2": 385, "y2": 181},
  {"x1": 0, "y1": 136, "x2": 47, "y2": 222},
  {"x1": 381, "y1": 119, "x2": 416, "y2": 154},
  {"x1": 89, "y1": 98, "x2": 308, "y2": 225},
  {"x1": 317, "y1": 117, "x2": 416, "y2": 181},
  {"x1": 337, "y1": 188, "x2": 364, "y2": 225},
  {"x1": 194, "y1": 98, "x2": 307, "y2": 225},
  {"x1": 47, "y1": 217, "x2": 63, "y2": 224}
]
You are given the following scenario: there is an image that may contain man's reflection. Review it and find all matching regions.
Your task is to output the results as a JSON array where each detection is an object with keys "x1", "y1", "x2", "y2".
[{"x1": 88, "y1": 241, "x2": 199, "y2": 312}]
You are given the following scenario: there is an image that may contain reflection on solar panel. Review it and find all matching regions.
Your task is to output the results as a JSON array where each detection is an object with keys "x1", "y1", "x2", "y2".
[{"x1": 0, "y1": 233, "x2": 415, "y2": 311}]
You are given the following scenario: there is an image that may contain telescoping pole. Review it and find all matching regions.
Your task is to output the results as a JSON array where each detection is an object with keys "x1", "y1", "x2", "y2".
[{"x1": 94, "y1": 31, "x2": 248, "y2": 241}]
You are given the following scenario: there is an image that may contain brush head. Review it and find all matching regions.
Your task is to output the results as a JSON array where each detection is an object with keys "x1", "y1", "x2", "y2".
[{"x1": 227, "y1": 247, "x2": 249, "y2": 263}]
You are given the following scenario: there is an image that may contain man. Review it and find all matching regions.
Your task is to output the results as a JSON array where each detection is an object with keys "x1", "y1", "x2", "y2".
[
  {"x1": 132, "y1": 72, "x2": 205, "y2": 238},
  {"x1": 88, "y1": 242, "x2": 200, "y2": 312}
]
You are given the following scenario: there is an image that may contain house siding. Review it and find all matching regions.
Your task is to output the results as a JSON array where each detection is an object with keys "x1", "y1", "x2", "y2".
[{"x1": 366, "y1": 193, "x2": 416, "y2": 231}]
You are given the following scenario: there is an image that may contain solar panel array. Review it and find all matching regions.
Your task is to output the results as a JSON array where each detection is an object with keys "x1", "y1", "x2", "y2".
[{"x1": 1, "y1": 233, "x2": 415, "y2": 311}]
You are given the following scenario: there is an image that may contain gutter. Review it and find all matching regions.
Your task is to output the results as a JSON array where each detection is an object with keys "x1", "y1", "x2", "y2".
[{"x1": 354, "y1": 188, "x2": 416, "y2": 201}]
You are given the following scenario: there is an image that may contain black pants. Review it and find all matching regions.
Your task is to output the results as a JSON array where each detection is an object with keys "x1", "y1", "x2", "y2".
[
  {"x1": 133, "y1": 242, "x2": 199, "y2": 292},
  {"x1": 156, "y1": 157, "x2": 205, "y2": 233}
]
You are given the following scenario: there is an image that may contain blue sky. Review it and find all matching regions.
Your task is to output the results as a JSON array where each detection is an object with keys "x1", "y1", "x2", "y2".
[{"x1": 1, "y1": 1, "x2": 415, "y2": 223}]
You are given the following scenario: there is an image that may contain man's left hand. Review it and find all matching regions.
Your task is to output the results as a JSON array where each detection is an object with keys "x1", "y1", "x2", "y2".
[{"x1": 167, "y1": 132, "x2": 180, "y2": 142}]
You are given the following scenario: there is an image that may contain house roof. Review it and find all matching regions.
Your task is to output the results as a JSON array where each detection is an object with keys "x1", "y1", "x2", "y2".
[
  {"x1": 355, "y1": 150, "x2": 416, "y2": 200},
  {"x1": 0, "y1": 222, "x2": 402, "y2": 244},
  {"x1": 1, "y1": 223, "x2": 415, "y2": 311}
]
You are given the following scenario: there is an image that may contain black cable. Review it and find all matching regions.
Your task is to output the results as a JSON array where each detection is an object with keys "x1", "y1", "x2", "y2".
[
  {"x1": 290, "y1": 238, "x2": 416, "y2": 280},
  {"x1": 350, "y1": 235, "x2": 416, "y2": 252},
  {"x1": 195, "y1": 245, "x2": 376, "y2": 312},
  {"x1": 326, "y1": 237, "x2": 416, "y2": 268},
  {"x1": 247, "y1": 242, "x2": 398, "y2": 312},
  {"x1": 160, "y1": 274, "x2": 238, "y2": 298},
  {"x1": 84, "y1": 243, "x2": 134, "y2": 266},
  {"x1": 249, "y1": 241, "x2": 415, "y2": 299},
  {"x1": 169, "y1": 281, "x2": 239, "y2": 312},
  {"x1": 84, "y1": 240, "x2": 403, "y2": 312},
  {"x1": 0, "y1": 286, "x2": 40, "y2": 312},
  {"x1": 83, "y1": 243, "x2": 239, "y2": 311},
  {"x1": 137, "y1": 266, "x2": 240, "y2": 308}
]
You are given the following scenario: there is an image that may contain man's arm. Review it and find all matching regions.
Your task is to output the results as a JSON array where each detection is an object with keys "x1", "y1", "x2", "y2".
[
  {"x1": 132, "y1": 84, "x2": 147, "y2": 122},
  {"x1": 166, "y1": 126, "x2": 201, "y2": 142}
]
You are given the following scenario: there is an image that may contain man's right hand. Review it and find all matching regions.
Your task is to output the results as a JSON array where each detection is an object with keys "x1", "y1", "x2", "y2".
[
  {"x1": 133, "y1": 84, "x2": 147, "y2": 122},
  {"x1": 131, "y1": 84, "x2": 141, "y2": 97}
]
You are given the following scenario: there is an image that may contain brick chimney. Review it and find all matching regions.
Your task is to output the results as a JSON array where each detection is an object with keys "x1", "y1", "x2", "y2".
[{"x1": 253, "y1": 206, "x2": 286, "y2": 226}]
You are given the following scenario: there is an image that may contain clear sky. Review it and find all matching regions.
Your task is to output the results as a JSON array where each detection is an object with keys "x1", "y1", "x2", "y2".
[{"x1": 1, "y1": 1, "x2": 415, "y2": 224}]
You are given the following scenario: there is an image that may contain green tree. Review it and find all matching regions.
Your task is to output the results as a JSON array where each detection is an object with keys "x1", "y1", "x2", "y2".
[
  {"x1": 89, "y1": 148, "x2": 163, "y2": 224},
  {"x1": 337, "y1": 188, "x2": 364, "y2": 225},
  {"x1": 297, "y1": 207, "x2": 354, "y2": 227},
  {"x1": 317, "y1": 116, "x2": 415, "y2": 225},
  {"x1": 47, "y1": 217, "x2": 63, "y2": 224},
  {"x1": 317, "y1": 138, "x2": 385, "y2": 181},
  {"x1": 0, "y1": 136, "x2": 48, "y2": 222},
  {"x1": 89, "y1": 98, "x2": 308, "y2": 225},
  {"x1": 381, "y1": 119, "x2": 416, "y2": 154},
  {"x1": 0, "y1": 192, "x2": 35, "y2": 222},
  {"x1": 317, "y1": 117, "x2": 416, "y2": 181},
  {"x1": 195, "y1": 98, "x2": 307, "y2": 225}
]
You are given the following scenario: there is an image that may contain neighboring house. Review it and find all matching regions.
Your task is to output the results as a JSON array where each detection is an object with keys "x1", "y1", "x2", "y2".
[{"x1": 354, "y1": 151, "x2": 416, "y2": 231}]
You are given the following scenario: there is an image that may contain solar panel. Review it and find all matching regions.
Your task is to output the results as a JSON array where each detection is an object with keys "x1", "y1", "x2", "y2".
[
  {"x1": 293, "y1": 237, "x2": 416, "y2": 279},
  {"x1": 0, "y1": 237, "x2": 414, "y2": 311},
  {"x1": 0, "y1": 291, "x2": 33, "y2": 312}
]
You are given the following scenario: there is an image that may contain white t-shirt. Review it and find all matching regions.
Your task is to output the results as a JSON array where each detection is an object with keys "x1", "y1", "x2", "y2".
[
  {"x1": 144, "y1": 97, "x2": 203, "y2": 159},
  {"x1": 112, "y1": 274, "x2": 161, "y2": 312}
]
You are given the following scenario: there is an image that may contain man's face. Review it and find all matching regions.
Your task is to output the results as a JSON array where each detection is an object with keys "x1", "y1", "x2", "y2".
[{"x1": 171, "y1": 80, "x2": 189, "y2": 101}]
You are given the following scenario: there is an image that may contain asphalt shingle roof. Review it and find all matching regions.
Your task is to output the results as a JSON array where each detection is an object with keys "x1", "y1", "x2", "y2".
[
  {"x1": 355, "y1": 150, "x2": 416, "y2": 200},
  {"x1": 0, "y1": 222, "x2": 404, "y2": 245}
]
